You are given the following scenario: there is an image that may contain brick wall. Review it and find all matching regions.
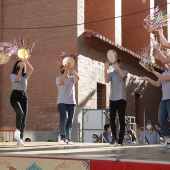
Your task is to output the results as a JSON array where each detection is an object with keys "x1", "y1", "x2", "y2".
[
  {"x1": 85, "y1": 0, "x2": 115, "y2": 41},
  {"x1": 122, "y1": 1, "x2": 168, "y2": 53},
  {"x1": 122, "y1": 0, "x2": 150, "y2": 53},
  {"x1": 0, "y1": 0, "x2": 78, "y2": 131}
]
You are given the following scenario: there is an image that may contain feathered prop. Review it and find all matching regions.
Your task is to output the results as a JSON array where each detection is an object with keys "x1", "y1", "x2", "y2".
[
  {"x1": 16, "y1": 36, "x2": 38, "y2": 60},
  {"x1": 0, "y1": 40, "x2": 19, "y2": 57},
  {"x1": 139, "y1": 45, "x2": 155, "y2": 72},
  {"x1": 56, "y1": 51, "x2": 78, "y2": 68},
  {"x1": 143, "y1": 6, "x2": 170, "y2": 34},
  {"x1": 0, "y1": 40, "x2": 19, "y2": 65}
]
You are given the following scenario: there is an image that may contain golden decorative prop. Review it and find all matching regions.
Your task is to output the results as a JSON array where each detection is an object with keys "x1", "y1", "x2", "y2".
[
  {"x1": 0, "y1": 52, "x2": 9, "y2": 65},
  {"x1": 17, "y1": 48, "x2": 29, "y2": 60},
  {"x1": 107, "y1": 50, "x2": 118, "y2": 63},
  {"x1": 62, "y1": 57, "x2": 75, "y2": 68},
  {"x1": 17, "y1": 37, "x2": 38, "y2": 60}
]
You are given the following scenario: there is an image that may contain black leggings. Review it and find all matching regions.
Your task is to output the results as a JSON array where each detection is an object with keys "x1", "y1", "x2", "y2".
[
  {"x1": 10, "y1": 90, "x2": 28, "y2": 139},
  {"x1": 110, "y1": 99, "x2": 126, "y2": 144}
]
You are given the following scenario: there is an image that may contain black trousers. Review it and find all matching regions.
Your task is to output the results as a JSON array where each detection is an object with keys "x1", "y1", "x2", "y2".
[
  {"x1": 10, "y1": 90, "x2": 28, "y2": 139},
  {"x1": 109, "y1": 99, "x2": 126, "y2": 144}
]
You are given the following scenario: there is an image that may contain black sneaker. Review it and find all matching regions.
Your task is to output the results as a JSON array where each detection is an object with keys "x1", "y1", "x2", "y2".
[
  {"x1": 118, "y1": 143, "x2": 123, "y2": 146},
  {"x1": 118, "y1": 140, "x2": 123, "y2": 146},
  {"x1": 110, "y1": 139, "x2": 118, "y2": 146}
]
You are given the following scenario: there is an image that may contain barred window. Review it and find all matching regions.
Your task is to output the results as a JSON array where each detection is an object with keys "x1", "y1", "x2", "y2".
[{"x1": 97, "y1": 83, "x2": 106, "y2": 109}]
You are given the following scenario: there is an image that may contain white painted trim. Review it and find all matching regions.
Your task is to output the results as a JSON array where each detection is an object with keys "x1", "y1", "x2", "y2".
[
  {"x1": 150, "y1": 0, "x2": 154, "y2": 62},
  {"x1": 77, "y1": 0, "x2": 85, "y2": 37},
  {"x1": 115, "y1": 0, "x2": 122, "y2": 45}
]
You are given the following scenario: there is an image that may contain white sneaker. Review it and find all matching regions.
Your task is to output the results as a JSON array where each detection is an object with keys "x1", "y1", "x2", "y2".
[
  {"x1": 109, "y1": 140, "x2": 118, "y2": 146},
  {"x1": 160, "y1": 137, "x2": 170, "y2": 148},
  {"x1": 17, "y1": 139, "x2": 24, "y2": 147},
  {"x1": 58, "y1": 140, "x2": 66, "y2": 145},
  {"x1": 64, "y1": 139, "x2": 73, "y2": 145},
  {"x1": 14, "y1": 130, "x2": 21, "y2": 141},
  {"x1": 68, "y1": 141, "x2": 73, "y2": 145},
  {"x1": 167, "y1": 144, "x2": 170, "y2": 149}
]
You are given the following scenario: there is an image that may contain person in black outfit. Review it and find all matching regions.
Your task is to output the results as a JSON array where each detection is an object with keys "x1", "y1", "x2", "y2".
[{"x1": 10, "y1": 60, "x2": 34, "y2": 146}]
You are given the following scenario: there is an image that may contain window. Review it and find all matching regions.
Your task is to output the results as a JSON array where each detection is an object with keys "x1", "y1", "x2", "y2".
[{"x1": 97, "y1": 83, "x2": 106, "y2": 109}]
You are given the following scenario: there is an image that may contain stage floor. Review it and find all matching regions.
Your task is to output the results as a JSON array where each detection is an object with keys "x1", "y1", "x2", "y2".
[{"x1": 0, "y1": 142, "x2": 170, "y2": 164}]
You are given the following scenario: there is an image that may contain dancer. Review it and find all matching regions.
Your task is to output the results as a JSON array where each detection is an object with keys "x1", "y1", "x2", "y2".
[
  {"x1": 10, "y1": 60, "x2": 34, "y2": 146},
  {"x1": 56, "y1": 63, "x2": 79, "y2": 145},
  {"x1": 104, "y1": 57, "x2": 128, "y2": 145},
  {"x1": 152, "y1": 28, "x2": 170, "y2": 64},
  {"x1": 139, "y1": 67, "x2": 170, "y2": 148}
]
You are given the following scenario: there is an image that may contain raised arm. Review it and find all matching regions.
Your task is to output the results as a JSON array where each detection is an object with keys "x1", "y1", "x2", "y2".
[
  {"x1": 155, "y1": 45, "x2": 170, "y2": 64},
  {"x1": 139, "y1": 76, "x2": 161, "y2": 87},
  {"x1": 152, "y1": 70, "x2": 170, "y2": 81},
  {"x1": 151, "y1": 37, "x2": 170, "y2": 64},
  {"x1": 104, "y1": 61, "x2": 110, "y2": 83},
  {"x1": 59, "y1": 65, "x2": 69, "y2": 84},
  {"x1": 25, "y1": 60, "x2": 34, "y2": 76},
  {"x1": 158, "y1": 28, "x2": 170, "y2": 48},
  {"x1": 70, "y1": 68, "x2": 79, "y2": 83}
]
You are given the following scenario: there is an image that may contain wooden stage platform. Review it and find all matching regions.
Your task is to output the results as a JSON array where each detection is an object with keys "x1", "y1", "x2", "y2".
[{"x1": 0, "y1": 142, "x2": 170, "y2": 170}]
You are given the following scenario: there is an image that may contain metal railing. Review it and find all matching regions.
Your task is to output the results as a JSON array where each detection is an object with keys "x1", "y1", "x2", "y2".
[
  {"x1": 0, "y1": 130, "x2": 15, "y2": 142},
  {"x1": 80, "y1": 108, "x2": 137, "y2": 143}
]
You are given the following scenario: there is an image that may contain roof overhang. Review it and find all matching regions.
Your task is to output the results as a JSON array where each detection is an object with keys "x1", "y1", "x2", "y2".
[{"x1": 84, "y1": 30, "x2": 164, "y2": 72}]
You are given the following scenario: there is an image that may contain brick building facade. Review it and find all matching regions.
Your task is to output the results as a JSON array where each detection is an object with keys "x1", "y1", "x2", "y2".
[{"x1": 0, "y1": 0, "x2": 167, "y2": 141}]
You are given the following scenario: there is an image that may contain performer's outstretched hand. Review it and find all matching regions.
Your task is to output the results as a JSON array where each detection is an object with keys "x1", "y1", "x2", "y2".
[
  {"x1": 138, "y1": 76, "x2": 148, "y2": 81},
  {"x1": 104, "y1": 61, "x2": 109, "y2": 70}
]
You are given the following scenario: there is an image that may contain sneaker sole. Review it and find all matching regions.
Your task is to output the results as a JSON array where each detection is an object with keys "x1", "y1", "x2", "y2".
[
  {"x1": 14, "y1": 137, "x2": 20, "y2": 141},
  {"x1": 160, "y1": 145, "x2": 167, "y2": 148},
  {"x1": 109, "y1": 144, "x2": 118, "y2": 146},
  {"x1": 58, "y1": 143, "x2": 66, "y2": 145}
]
